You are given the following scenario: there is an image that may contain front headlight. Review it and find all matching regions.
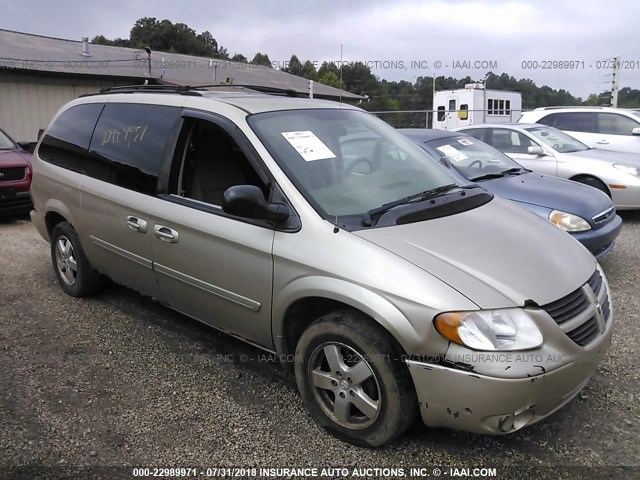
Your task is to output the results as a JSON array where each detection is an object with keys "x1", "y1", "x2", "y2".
[
  {"x1": 613, "y1": 164, "x2": 640, "y2": 177},
  {"x1": 549, "y1": 210, "x2": 591, "y2": 232},
  {"x1": 434, "y1": 308, "x2": 543, "y2": 351}
]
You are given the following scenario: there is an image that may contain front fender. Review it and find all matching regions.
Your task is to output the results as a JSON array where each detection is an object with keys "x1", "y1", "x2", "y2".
[
  {"x1": 509, "y1": 200, "x2": 552, "y2": 221},
  {"x1": 272, "y1": 275, "x2": 447, "y2": 356}
]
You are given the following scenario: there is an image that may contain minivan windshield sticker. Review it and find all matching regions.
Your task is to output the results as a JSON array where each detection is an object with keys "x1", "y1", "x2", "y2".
[
  {"x1": 437, "y1": 144, "x2": 469, "y2": 162},
  {"x1": 457, "y1": 138, "x2": 473, "y2": 146},
  {"x1": 281, "y1": 131, "x2": 336, "y2": 162},
  {"x1": 101, "y1": 125, "x2": 148, "y2": 147}
]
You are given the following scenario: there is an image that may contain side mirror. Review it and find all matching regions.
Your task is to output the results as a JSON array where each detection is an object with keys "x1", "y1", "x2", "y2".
[
  {"x1": 223, "y1": 185, "x2": 290, "y2": 224},
  {"x1": 527, "y1": 146, "x2": 545, "y2": 156},
  {"x1": 631, "y1": 127, "x2": 640, "y2": 136}
]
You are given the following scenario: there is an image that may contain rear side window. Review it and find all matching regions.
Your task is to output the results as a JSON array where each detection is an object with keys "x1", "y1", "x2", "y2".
[
  {"x1": 38, "y1": 104, "x2": 104, "y2": 172},
  {"x1": 541, "y1": 112, "x2": 594, "y2": 132},
  {"x1": 87, "y1": 103, "x2": 181, "y2": 194}
]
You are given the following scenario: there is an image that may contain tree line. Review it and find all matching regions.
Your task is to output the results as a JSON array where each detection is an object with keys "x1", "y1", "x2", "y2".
[{"x1": 93, "y1": 18, "x2": 640, "y2": 111}]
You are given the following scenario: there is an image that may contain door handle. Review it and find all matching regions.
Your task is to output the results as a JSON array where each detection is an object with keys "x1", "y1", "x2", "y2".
[
  {"x1": 126, "y1": 216, "x2": 148, "y2": 233},
  {"x1": 596, "y1": 139, "x2": 609, "y2": 144},
  {"x1": 154, "y1": 225, "x2": 179, "y2": 243}
]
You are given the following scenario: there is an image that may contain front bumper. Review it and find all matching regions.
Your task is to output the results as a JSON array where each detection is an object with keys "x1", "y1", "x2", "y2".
[
  {"x1": 406, "y1": 325, "x2": 612, "y2": 435},
  {"x1": 0, "y1": 190, "x2": 32, "y2": 216},
  {"x1": 572, "y1": 213, "x2": 622, "y2": 259},
  {"x1": 30, "y1": 207, "x2": 49, "y2": 241}
]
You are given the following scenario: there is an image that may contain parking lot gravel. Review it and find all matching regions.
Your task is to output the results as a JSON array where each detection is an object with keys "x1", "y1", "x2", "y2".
[{"x1": 1, "y1": 212, "x2": 639, "y2": 479}]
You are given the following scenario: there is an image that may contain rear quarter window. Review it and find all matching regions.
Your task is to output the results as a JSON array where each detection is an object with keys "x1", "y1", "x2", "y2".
[
  {"x1": 596, "y1": 113, "x2": 640, "y2": 135},
  {"x1": 460, "y1": 128, "x2": 486, "y2": 141},
  {"x1": 87, "y1": 103, "x2": 181, "y2": 195},
  {"x1": 38, "y1": 103, "x2": 105, "y2": 172}
]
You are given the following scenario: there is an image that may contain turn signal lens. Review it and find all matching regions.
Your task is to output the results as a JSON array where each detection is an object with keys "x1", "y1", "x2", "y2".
[{"x1": 433, "y1": 312, "x2": 464, "y2": 345}]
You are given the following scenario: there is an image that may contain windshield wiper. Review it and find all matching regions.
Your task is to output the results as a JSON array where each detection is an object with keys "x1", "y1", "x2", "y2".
[
  {"x1": 470, "y1": 167, "x2": 527, "y2": 181},
  {"x1": 362, "y1": 183, "x2": 472, "y2": 226}
]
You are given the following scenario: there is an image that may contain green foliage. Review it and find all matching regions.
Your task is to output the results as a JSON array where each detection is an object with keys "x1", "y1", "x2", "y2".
[
  {"x1": 618, "y1": 87, "x2": 640, "y2": 107},
  {"x1": 300, "y1": 61, "x2": 319, "y2": 81},
  {"x1": 93, "y1": 17, "x2": 228, "y2": 58},
  {"x1": 91, "y1": 35, "x2": 129, "y2": 47},
  {"x1": 318, "y1": 71, "x2": 343, "y2": 89},
  {"x1": 251, "y1": 53, "x2": 272, "y2": 67},
  {"x1": 231, "y1": 53, "x2": 248, "y2": 63},
  {"x1": 282, "y1": 55, "x2": 303, "y2": 76}
]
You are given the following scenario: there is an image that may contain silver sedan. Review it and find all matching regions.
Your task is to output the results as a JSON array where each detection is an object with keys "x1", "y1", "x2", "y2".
[{"x1": 457, "y1": 123, "x2": 640, "y2": 209}]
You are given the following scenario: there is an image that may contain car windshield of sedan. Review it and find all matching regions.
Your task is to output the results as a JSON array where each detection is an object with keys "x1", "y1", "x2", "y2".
[
  {"x1": 0, "y1": 130, "x2": 16, "y2": 150},
  {"x1": 526, "y1": 126, "x2": 589, "y2": 153},
  {"x1": 248, "y1": 109, "x2": 461, "y2": 217},
  {"x1": 425, "y1": 135, "x2": 523, "y2": 180}
]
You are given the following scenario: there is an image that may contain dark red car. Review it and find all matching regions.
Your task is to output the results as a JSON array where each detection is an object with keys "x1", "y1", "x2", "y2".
[{"x1": 0, "y1": 128, "x2": 33, "y2": 215}]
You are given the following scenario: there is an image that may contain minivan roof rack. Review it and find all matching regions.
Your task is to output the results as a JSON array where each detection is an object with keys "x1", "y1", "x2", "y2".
[
  {"x1": 89, "y1": 83, "x2": 303, "y2": 98},
  {"x1": 191, "y1": 84, "x2": 300, "y2": 96},
  {"x1": 94, "y1": 84, "x2": 203, "y2": 96}
]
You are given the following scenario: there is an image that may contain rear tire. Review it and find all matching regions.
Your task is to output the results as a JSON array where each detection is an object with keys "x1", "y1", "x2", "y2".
[
  {"x1": 294, "y1": 309, "x2": 418, "y2": 447},
  {"x1": 50, "y1": 222, "x2": 101, "y2": 297},
  {"x1": 572, "y1": 175, "x2": 610, "y2": 197}
]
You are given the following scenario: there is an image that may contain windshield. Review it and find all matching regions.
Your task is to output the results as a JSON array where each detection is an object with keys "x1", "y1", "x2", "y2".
[
  {"x1": 526, "y1": 126, "x2": 589, "y2": 153},
  {"x1": 423, "y1": 135, "x2": 523, "y2": 180},
  {"x1": 248, "y1": 109, "x2": 461, "y2": 217},
  {"x1": 0, "y1": 130, "x2": 16, "y2": 150},
  {"x1": 632, "y1": 111, "x2": 640, "y2": 120}
]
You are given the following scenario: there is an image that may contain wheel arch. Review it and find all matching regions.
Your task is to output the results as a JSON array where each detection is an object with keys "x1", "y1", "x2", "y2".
[
  {"x1": 273, "y1": 277, "x2": 419, "y2": 360},
  {"x1": 569, "y1": 174, "x2": 611, "y2": 197},
  {"x1": 44, "y1": 199, "x2": 75, "y2": 237}
]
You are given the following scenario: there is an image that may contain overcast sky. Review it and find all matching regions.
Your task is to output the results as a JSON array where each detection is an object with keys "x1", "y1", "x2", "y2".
[{"x1": 2, "y1": 0, "x2": 638, "y2": 99}]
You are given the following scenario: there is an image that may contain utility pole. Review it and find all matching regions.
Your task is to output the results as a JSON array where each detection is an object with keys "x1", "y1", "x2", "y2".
[
  {"x1": 611, "y1": 55, "x2": 620, "y2": 108},
  {"x1": 431, "y1": 75, "x2": 436, "y2": 128}
]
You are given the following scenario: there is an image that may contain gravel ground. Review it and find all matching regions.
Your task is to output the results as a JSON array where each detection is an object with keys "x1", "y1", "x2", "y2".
[{"x1": 1, "y1": 212, "x2": 639, "y2": 479}]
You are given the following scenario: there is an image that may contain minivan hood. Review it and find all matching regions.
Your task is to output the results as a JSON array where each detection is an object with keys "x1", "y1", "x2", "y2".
[
  {"x1": 565, "y1": 148, "x2": 640, "y2": 166},
  {"x1": 354, "y1": 197, "x2": 596, "y2": 308},
  {"x1": 484, "y1": 173, "x2": 613, "y2": 224}
]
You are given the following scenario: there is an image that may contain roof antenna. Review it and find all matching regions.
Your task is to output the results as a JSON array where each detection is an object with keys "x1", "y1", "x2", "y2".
[
  {"x1": 333, "y1": 43, "x2": 344, "y2": 234},
  {"x1": 339, "y1": 43, "x2": 343, "y2": 109}
]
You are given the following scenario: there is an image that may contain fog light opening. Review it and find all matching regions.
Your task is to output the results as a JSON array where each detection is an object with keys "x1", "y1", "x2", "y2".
[
  {"x1": 498, "y1": 409, "x2": 535, "y2": 433},
  {"x1": 512, "y1": 409, "x2": 535, "y2": 430}
]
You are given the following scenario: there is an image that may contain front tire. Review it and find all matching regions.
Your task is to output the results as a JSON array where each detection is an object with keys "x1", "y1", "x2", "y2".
[
  {"x1": 573, "y1": 175, "x2": 610, "y2": 197},
  {"x1": 50, "y1": 222, "x2": 101, "y2": 297},
  {"x1": 294, "y1": 309, "x2": 418, "y2": 447}
]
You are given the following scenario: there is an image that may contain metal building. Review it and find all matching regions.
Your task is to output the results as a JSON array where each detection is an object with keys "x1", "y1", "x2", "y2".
[{"x1": 0, "y1": 29, "x2": 360, "y2": 142}]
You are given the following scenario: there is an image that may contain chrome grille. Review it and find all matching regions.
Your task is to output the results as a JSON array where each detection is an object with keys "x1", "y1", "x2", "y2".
[
  {"x1": 542, "y1": 269, "x2": 610, "y2": 347},
  {"x1": 592, "y1": 206, "x2": 615, "y2": 224}
]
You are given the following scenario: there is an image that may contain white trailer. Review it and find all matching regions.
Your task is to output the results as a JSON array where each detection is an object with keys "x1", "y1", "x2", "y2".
[{"x1": 432, "y1": 83, "x2": 522, "y2": 130}]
